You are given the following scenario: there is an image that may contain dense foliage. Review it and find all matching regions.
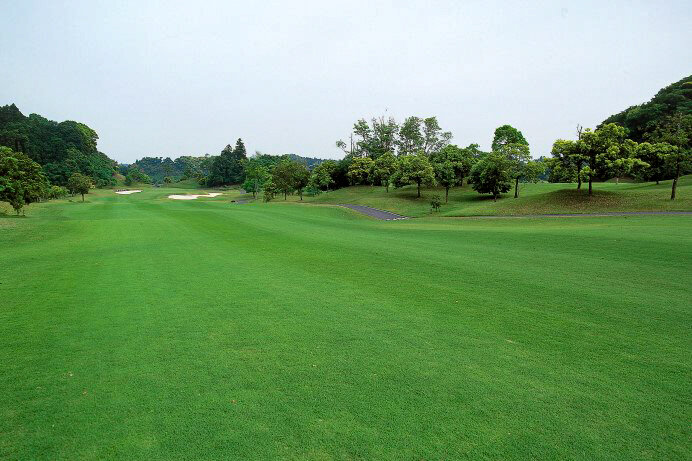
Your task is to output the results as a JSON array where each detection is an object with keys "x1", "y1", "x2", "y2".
[
  {"x1": 602, "y1": 75, "x2": 692, "y2": 142},
  {"x1": 0, "y1": 104, "x2": 116, "y2": 186},
  {"x1": 0, "y1": 146, "x2": 48, "y2": 213}
]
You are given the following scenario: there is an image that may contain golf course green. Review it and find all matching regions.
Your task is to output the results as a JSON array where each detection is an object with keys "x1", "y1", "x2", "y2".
[{"x1": 1, "y1": 188, "x2": 690, "y2": 459}]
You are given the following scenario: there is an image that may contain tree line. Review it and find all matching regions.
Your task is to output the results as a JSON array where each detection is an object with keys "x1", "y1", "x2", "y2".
[{"x1": 0, "y1": 104, "x2": 117, "y2": 187}]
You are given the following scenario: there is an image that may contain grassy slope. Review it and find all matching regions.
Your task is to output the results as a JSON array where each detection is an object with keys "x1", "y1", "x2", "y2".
[
  {"x1": 295, "y1": 176, "x2": 692, "y2": 217},
  {"x1": 1, "y1": 190, "x2": 691, "y2": 459}
]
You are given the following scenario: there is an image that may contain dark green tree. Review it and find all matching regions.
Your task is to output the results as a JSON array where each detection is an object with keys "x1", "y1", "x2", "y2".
[
  {"x1": 0, "y1": 147, "x2": 48, "y2": 214},
  {"x1": 67, "y1": 172, "x2": 92, "y2": 202},
  {"x1": 392, "y1": 153, "x2": 435, "y2": 198},
  {"x1": 468, "y1": 152, "x2": 513, "y2": 201}
]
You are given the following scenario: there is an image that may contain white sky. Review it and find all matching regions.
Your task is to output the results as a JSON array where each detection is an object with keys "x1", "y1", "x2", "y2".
[{"x1": 1, "y1": 0, "x2": 690, "y2": 162}]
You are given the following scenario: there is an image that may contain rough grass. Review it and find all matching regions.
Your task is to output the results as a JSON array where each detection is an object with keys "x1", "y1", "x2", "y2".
[
  {"x1": 293, "y1": 176, "x2": 692, "y2": 217},
  {"x1": 1, "y1": 189, "x2": 691, "y2": 459}
]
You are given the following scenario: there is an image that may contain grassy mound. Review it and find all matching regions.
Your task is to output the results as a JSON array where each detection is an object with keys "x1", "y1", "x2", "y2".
[{"x1": 291, "y1": 176, "x2": 692, "y2": 217}]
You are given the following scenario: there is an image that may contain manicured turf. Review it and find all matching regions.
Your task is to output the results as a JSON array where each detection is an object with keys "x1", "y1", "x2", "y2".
[
  {"x1": 299, "y1": 176, "x2": 692, "y2": 217},
  {"x1": 1, "y1": 189, "x2": 691, "y2": 459}
]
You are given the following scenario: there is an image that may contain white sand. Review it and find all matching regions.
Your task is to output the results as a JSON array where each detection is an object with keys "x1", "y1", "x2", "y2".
[
  {"x1": 115, "y1": 190, "x2": 142, "y2": 195},
  {"x1": 168, "y1": 192, "x2": 223, "y2": 200}
]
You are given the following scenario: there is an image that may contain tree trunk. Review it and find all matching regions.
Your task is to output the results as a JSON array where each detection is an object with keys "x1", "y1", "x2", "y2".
[
  {"x1": 588, "y1": 175, "x2": 593, "y2": 196},
  {"x1": 417, "y1": 181, "x2": 421, "y2": 198},
  {"x1": 577, "y1": 163, "x2": 582, "y2": 190},
  {"x1": 671, "y1": 162, "x2": 680, "y2": 200},
  {"x1": 385, "y1": 183, "x2": 389, "y2": 193},
  {"x1": 284, "y1": 192, "x2": 287, "y2": 200},
  {"x1": 81, "y1": 193, "x2": 85, "y2": 202},
  {"x1": 445, "y1": 187, "x2": 449, "y2": 203},
  {"x1": 493, "y1": 193, "x2": 497, "y2": 202},
  {"x1": 656, "y1": 180, "x2": 659, "y2": 185},
  {"x1": 299, "y1": 192, "x2": 303, "y2": 201},
  {"x1": 514, "y1": 178, "x2": 519, "y2": 198},
  {"x1": 616, "y1": 176, "x2": 619, "y2": 185}
]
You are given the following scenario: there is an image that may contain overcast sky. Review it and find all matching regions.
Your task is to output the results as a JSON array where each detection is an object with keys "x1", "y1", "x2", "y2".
[{"x1": 1, "y1": 0, "x2": 690, "y2": 163}]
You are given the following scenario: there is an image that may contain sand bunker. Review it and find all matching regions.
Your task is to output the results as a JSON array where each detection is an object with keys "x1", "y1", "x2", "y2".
[
  {"x1": 168, "y1": 192, "x2": 223, "y2": 200},
  {"x1": 115, "y1": 190, "x2": 142, "y2": 195}
]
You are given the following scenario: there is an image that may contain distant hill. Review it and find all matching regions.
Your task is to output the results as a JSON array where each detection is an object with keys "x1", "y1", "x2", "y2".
[
  {"x1": 286, "y1": 154, "x2": 326, "y2": 168},
  {"x1": 601, "y1": 75, "x2": 692, "y2": 141},
  {"x1": 0, "y1": 104, "x2": 117, "y2": 186}
]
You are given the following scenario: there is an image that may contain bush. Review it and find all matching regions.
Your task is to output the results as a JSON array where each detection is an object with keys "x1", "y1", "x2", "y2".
[
  {"x1": 46, "y1": 185, "x2": 68, "y2": 199},
  {"x1": 430, "y1": 194, "x2": 442, "y2": 212}
]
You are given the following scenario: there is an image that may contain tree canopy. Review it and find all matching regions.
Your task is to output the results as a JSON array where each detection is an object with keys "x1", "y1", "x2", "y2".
[
  {"x1": 0, "y1": 104, "x2": 116, "y2": 187},
  {"x1": 0, "y1": 146, "x2": 48, "y2": 214}
]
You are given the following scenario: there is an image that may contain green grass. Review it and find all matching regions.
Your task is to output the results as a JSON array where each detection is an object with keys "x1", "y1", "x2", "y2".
[
  {"x1": 1, "y1": 189, "x2": 691, "y2": 459},
  {"x1": 294, "y1": 176, "x2": 692, "y2": 217}
]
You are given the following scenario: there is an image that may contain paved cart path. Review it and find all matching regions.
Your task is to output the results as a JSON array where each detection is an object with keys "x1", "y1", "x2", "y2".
[{"x1": 338, "y1": 204, "x2": 409, "y2": 220}]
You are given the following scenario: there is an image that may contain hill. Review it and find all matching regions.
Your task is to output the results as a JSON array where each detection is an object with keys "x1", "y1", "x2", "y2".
[
  {"x1": 293, "y1": 177, "x2": 692, "y2": 217},
  {"x1": 601, "y1": 74, "x2": 692, "y2": 142},
  {"x1": 0, "y1": 104, "x2": 117, "y2": 186}
]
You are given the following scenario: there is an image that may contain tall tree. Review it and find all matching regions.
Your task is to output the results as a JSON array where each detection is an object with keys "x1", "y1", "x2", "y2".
[
  {"x1": 396, "y1": 116, "x2": 423, "y2": 156},
  {"x1": 392, "y1": 153, "x2": 435, "y2": 198},
  {"x1": 208, "y1": 139, "x2": 247, "y2": 186},
  {"x1": 491, "y1": 125, "x2": 528, "y2": 151},
  {"x1": 430, "y1": 145, "x2": 473, "y2": 202},
  {"x1": 421, "y1": 117, "x2": 452, "y2": 156},
  {"x1": 577, "y1": 123, "x2": 627, "y2": 195},
  {"x1": 468, "y1": 152, "x2": 513, "y2": 201},
  {"x1": 241, "y1": 159, "x2": 269, "y2": 198},
  {"x1": 310, "y1": 161, "x2": 336, "y2": 191},
  {"x1": 347, "y1": 157, "x2": 374, "y2": 185},
  {"x1": 497, "y1": 142, "x2": 532, "y2": 198},
  {"x1": 293, "y1": 162, "x2": 311, "y2": 200},
  {"x1": 645, "y1": 113, "x2": 692, "y2": 199},
  {"x1": 0, "y1": 147, "x2": 47, "y2": 214},
  {"x1": 67, "y1": 172, "x2": 92, "y2": 202},
  {"x1": 271, "y1": 160, "x2": 299, "y2": 200},
  {"x1": 372, "y1": 151, "x2": 397, "y2": 192}
]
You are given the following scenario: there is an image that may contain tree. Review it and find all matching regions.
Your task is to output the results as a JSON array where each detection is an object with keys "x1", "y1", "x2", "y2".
[
  {"x1": 665, "y1": 147, "x2": 690, "y2": 200},
  {"x1": 491, "y1": 124, "x2": 528, "y2": 151},
  {"x1": 242, "y1": 160, "x2": 269, "y2": 198},
  {"x1": 430, "y1": 144, "x2": 474, "y2": 201},
  {"x1": 372, "y1": 151, "x2": 397, "y2": 192},
  {"x1": 497, "y1": 142, "x2": 532, "y2": 198},
  {"x1": 432, "y1": 160, "x2": 456, "y2": 203},
  {"x1": 392, "y1": 153, "x2": 435, "y2": 198},
  {"x1": 0, "y1": 147, "x2": 48, "y2": 214},
  {"x1": 347, "y1": 157, "x2": 374, "y2": 185},
  {"x1": 550, "y1": 139, "x2": 586, "y2": 188},
  {"x1": 271, "y1": 160, "x2": 299, "y2": 200},
  {"x1": 577, "y1": 123, "x2": 627, "y2": 195},
  {"x1": 645, "y1": 113, "x2": 692, "y2": 199},
  {"x1": 636, "y1": 142, "x2": 673, "y2": 184},
  {"x1": 311, "y1": 161, "x2": 336, "y2": 191},
  {"x1": 421, "y1": 117, "x2": 452, "y2": 156},
  {"x1": 396, "y1": 116, "x2": 423, "y2": 156},
  {"x1": 262, "y1": 178, "x2": 277, "y2": 202},
  {"x1": 208, "y1": 139, "x2": 248, "y2": 186},
  {"x1": 293, "y1": 162, "x2": 310, "y2": 200},
  {"x1": 124, "y1": 166, "x2": 151, "y2": 185},
  {"x1": 67, "y1": 172, "x2": 92, "y2": 201},
  {"x1": 605, "y1": 140, "x2": 648, "y2": 184},
  {"x1": 468, "y1": 153, "x2": 513, "y2": 201}
]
